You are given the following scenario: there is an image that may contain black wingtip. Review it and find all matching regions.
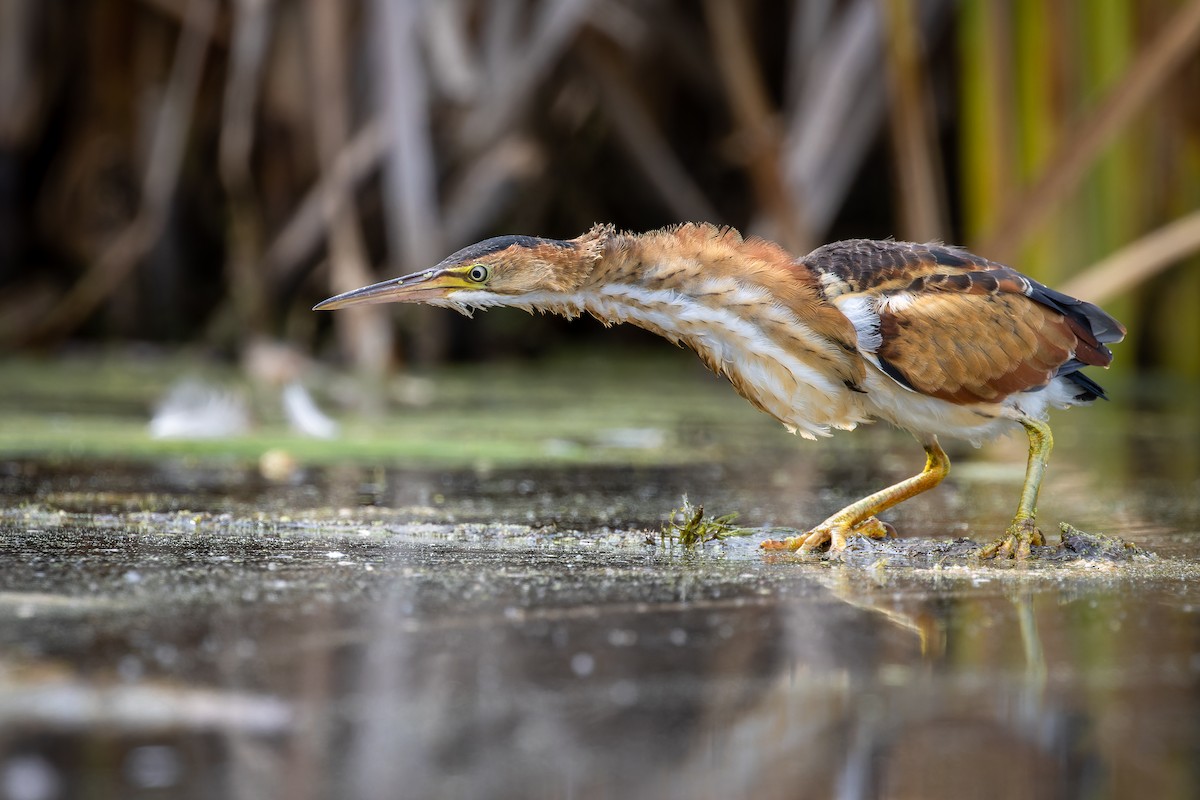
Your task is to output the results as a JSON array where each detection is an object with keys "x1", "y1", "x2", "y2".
[{"x1": 1029, "y1": 283, "x2": 1126, "y2": 345}]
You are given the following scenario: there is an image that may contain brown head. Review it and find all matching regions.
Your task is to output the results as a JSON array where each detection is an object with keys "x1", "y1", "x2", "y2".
[{"x1": 313, "y1": 225, "x2": 612, "y2": 313}]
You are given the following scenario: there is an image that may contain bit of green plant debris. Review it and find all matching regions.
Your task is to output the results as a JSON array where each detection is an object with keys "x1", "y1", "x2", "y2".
[{"x1": 660, "y1": 496, "x2": 755, "y2": 548}]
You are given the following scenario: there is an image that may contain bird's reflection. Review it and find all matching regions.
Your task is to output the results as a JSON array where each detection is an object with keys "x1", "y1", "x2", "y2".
[
  {"x1": 1, "y1": 438, "x2": 1193, "y2": 799},
  {"x1": 283, "y1": 555, "x2": 1106, "y2": 800}
]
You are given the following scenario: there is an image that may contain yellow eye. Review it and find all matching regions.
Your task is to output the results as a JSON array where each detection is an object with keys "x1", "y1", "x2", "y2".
[{"x1": 467, "y1": 264, "x2": 490, "y2": 283}]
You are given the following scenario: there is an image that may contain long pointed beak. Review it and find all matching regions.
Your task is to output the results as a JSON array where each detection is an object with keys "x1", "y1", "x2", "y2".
[{"x1": 312, "y1": 269, "x2": 469, "y2": 311}]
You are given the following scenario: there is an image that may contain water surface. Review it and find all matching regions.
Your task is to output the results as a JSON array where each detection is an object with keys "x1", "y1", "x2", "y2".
[{"x1": 0, "y1": 355, "x2": 1197, "y2": 798}]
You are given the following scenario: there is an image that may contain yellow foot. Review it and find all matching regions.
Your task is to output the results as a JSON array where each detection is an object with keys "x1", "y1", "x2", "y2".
[
  {"x1": 760, "y1": 516, "x2": 894, "y2": 554},
  {"x1": 980, "y1": 518, "x2": 1046, "y2": 560}
]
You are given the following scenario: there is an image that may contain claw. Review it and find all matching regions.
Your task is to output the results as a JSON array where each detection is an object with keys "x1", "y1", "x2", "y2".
[
  {"x1": 980, "y1": 518, "x2": 1045, "y2": 560},
  {"x1": 850, "y1": 516, "x2": 895, "y2": 541}
]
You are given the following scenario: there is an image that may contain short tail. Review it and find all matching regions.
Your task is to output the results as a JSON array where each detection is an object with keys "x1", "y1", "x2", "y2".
[
  {"x1": 1059, "y1": 369, "x2": 1108, "y2": 402},
  {"x1": 1027, "y1": 280, "x2": 1124, "y2": 405}
]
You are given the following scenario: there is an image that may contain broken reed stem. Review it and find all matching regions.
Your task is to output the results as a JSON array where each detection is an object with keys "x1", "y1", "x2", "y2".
[{"x1": 1058, "y1": 208, "x2": 1200, "y2": 304}]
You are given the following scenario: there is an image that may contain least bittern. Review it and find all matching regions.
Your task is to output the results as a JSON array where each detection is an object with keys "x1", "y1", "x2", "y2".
[{"x1": 315, "y1": 224, "x2": 1125, "y2": 559}]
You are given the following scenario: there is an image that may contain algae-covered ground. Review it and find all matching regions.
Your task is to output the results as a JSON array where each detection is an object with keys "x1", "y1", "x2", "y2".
[
  {"x1": 0, "y1": 350, "x2": 793, "y2": 465},
  {"x1": 1, "y1": 350, "x2": 1198, "y2": 799}
]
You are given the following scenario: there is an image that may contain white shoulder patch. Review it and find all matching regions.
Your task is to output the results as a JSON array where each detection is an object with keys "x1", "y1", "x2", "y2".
[
  {"x1": 878, "y1": 292, "x2": 917, "y2": 314},
  {"x1": 833, "y1": 295, "x2": 882, "y2": 353}
]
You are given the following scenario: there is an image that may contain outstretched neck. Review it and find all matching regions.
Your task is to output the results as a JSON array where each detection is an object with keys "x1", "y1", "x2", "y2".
[
  {"x1": 558, "y1": 223, "x2": 865, "y2": 436},
  {"x1": 518, "y1": 222, "x2": 866, "y2": 437},
  {"x1": 587, "y1": 223, "x2": 796, "y2": 294}
]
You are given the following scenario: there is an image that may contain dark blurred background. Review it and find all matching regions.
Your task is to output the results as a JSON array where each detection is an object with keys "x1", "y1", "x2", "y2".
[{"x1": 2, "y1": 0, "x2": 1199, "y2": 379}]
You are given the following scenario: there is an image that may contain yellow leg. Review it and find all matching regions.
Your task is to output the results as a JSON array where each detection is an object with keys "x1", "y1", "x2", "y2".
[
  {"x1": 762, "y1": 438, "x2": 950, "y2": 553},
  {"x1": 980, "y1": 419, "x2": 1052, "y2": 560}
]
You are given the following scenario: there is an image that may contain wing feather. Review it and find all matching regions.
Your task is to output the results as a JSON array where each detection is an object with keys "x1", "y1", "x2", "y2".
[{"x1": 801, "y1": 240, "x2": 1126, "y2": 406}]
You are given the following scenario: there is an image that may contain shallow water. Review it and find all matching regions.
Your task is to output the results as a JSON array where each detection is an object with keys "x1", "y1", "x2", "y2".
[{"x1": 0, "y1": 356, "x2": 1198, "y2": 799}]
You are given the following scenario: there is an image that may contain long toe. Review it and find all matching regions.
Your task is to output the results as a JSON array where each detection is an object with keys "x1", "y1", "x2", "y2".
[
  {"x1": 760, "y1": 535, "x2": 803, "y2": 552},
  {"x1": 760, "y1": 526, "x2": 837, "y2": 553},
  {"x1": 800, "y1": 527, "x2": 836, "y2": 553},
  {"x1": 979, "y1": 535, "x2": 1013, "y2": 560},
  {"x1": 1012, "y1": 519, "x2": 1045, "y2": 560}
]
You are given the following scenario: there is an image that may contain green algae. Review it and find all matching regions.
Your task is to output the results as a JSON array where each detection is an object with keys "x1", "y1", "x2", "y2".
[
  {"x1": 659, "y1": 495, "x2": 756, "y2": 549},
  {"x1": 0, "y1": 350, "x2": 790, "y2": 466}
]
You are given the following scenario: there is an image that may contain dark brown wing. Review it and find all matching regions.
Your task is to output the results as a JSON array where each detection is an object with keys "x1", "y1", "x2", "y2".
[{"x1": 801, "y1": 240, "x2": 1126, "y2": 405}]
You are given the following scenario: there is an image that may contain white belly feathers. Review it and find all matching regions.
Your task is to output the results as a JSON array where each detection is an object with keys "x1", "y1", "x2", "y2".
[{"x1": 443, "y1": 280, "x2": 1057, "y2": 444}]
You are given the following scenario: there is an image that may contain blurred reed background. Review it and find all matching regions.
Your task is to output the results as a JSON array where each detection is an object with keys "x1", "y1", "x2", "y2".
[{"x1": 1, "y1": 0, "x2": 1198, "y2": 379}]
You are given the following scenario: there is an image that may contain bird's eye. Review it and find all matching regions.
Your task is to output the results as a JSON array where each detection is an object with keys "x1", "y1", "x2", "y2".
[{"x1": 467, "y1": 264, "x2": 490, "y2": 283}]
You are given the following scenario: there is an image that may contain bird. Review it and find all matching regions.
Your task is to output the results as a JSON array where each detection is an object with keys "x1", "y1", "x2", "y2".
[{"x1": 314, "y1": 223, "x2": 1125, "y2": 559}]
